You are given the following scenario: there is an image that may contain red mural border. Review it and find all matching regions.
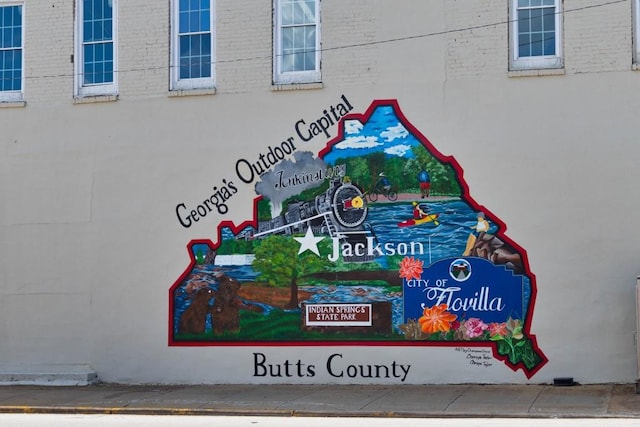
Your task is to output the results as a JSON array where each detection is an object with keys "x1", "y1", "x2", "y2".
[{"x1": 168, "y1": 99, "x2": 548, "y2": 379}]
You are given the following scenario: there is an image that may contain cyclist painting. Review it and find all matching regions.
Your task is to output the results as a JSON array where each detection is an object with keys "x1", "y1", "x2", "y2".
[{"x1": 376, "y1": 172, "x2": 392, "y2": 192}]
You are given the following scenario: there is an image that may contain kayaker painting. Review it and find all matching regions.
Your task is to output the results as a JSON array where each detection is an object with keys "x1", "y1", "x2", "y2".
[
  {"x1": 169, "y1": 99, "x2": 546, "y2": 378},
  {"x1": 397, "y1": 201, "x2": 440, "y2": 227},
  {"x1": 412, "y1": 201, "x2": 427, "y2": 219}
]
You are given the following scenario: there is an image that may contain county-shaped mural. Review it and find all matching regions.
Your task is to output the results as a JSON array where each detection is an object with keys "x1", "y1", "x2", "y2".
[{"x1": 169, "y1": 99, "x2": 547, "y2": 378}]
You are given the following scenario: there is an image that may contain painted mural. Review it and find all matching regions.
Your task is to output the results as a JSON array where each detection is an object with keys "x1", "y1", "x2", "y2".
[{"x1": 169, "y1": 99, "x2": 547, "y2": 378}]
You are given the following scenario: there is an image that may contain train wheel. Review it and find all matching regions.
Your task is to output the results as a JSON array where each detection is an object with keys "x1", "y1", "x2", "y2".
[{"x1": 332, "y1": 184, "x2": 368, "y2": 228}]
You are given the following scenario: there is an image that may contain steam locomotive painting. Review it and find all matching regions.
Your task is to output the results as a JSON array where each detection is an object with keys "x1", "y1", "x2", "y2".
[{"x1": 253, "y1": 176, "x2": 375, "y2": 263}]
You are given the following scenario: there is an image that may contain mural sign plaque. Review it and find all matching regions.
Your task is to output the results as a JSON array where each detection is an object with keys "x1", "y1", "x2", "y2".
[{"x1": 169, "y1": 98, "x2": 547, "y2": 378}]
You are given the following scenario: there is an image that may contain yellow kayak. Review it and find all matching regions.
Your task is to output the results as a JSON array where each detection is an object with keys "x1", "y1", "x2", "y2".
[{"x1": 397, "y1": 213, "x2": 440, "y2": 227}]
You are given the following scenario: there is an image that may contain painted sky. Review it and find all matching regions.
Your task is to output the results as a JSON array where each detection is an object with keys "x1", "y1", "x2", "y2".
[{"x1": 322, "y1": 106, "x2": 421, "y2": 165}]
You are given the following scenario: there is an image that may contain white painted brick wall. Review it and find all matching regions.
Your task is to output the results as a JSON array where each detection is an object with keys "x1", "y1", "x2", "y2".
[
  {"x1": 23, "y1": 1, "x2": 74, "y2": 104},
  {"x1": 14, "y1": 2, "x2": 640, "y2": 100},
  {"x1": 118, "y1": 1, "x2": 169, "y2": 98},
  {"x1": 564, "y1": 0, "x2": 632, "y2": 74},
  {"x1": 445, "y1": 0, "x2": 508, "y2": 79}
]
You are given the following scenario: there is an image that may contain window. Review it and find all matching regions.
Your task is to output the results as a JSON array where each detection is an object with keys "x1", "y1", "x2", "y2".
[
  {"x1": 74, "y1": 0, "x2": 117, "y2": 97},
  {"x1": 510, "y1": 0, "x2": 562, "y2": 71},
  {"x1": 0, "y1": 2, "x2": 23, "y2": 102},
  {"x1": 170, "y1": 0, "x2": 215, "y2": 91},
  {"x1": 273, "y1": 0, "x2": 321, "y2": 85}
]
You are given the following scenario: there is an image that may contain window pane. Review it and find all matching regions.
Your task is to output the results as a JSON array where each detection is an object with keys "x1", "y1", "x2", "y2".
[
  {"x1": 84, "y1": 0, "x2": 93, "y2": 20},
  {"x1": 530, "y1": 33, "x2": 543, "y2": 56},
  {"x1": 84, "y1": 63, "x2": 94, "y2": 84},
  {"x1": 304, "y1": 0, "x2": 316, "y2": 21},
  {"x1": 305, "y1": 26, "x2": 316, "y2": 53},
  {"x1": 543, "y1": 9, "x2": 555, "y2": 31},
  {"x1": 531, "y1": 0, "x2": 542, "y2": 6},
  {"x1": 304, "y1": 50, "x2": 315, "y2": 70},
  {"x1": 84, "y1": 22, "x2": 93, "y2": 42},
  {"x1": 85, "y1": 44, "x2": 94, "y2": 62},
  {"x1": 518, "y1": 34, "x2": 531, "y2": 57},
  {"x1": 94, "y1": 20, "x2": 103, "y2": 40},
  {"x1": 518, "y1": 0, "x2": 529, "y2": 7},
  {"x1": 179, "y1": 11, "x2": 189, "y2": 33},
  {"x1": 179, "y1": 57, "x2": 189, "y2": 78},
  {"x1": 201, "y1": 7, "x2": 210, "y2": 31},
  {"x1": 282, "y1": 1, "x2": 293, "y2": 25},
  {"x1": 13, "y1": 25, "x2": 21, "y2": 47},
  {"x1": 95, "y1": 43, "x2": 104, "y2": 61},
  {"x1": 293, "y1": 1, "x2": 304, "y2": 24},
  {"x1": 104, "y1": 0, "x2": 112, "y2": 19},
  {"x1": 292, "y1": 0, "x2": 315, "y2": 25},
  {"x1": 517, "y1": 10, "x2": 530, "y2": 34},
  {"x1": 201, "y1": 55, "x2": 211, "y2": 77},
  {"x1": 543, "y1": 34, "x2": 555, "y2": 55},
  {"x1": 2, "y1": 28, "x2": 11, "y2": 47},
  {"x1": 282, "y1": 27, "x2": 293, "y2": 51},
  {"x1": 189, "y1": 11, "x2": 200, "y2": 32},
  {"x1": 530, "y1": 9, "x2": 542, "y2": 32},
  {"x1": 94, "y1": 0, "x2": 103, "y2": 19}
]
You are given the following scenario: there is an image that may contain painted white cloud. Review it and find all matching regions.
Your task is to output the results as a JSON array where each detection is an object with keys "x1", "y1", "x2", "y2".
[
  {"x1": 384, "y1": 144, "x2": 412, "y2": 157},
  {"x1": 380, "y1": 124, "x2": 408, "y2": 142},
  {"x1": 344, "y1": 120, "x2": 363, "y2": 134},
  {"x1": 335, "y1": 135, "x2": 382, "y2": 150}
]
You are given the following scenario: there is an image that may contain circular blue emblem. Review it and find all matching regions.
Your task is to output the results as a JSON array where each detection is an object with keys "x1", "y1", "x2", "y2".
[{"x1": 449, "y1": 258, "x2": 472, "y2": 282}]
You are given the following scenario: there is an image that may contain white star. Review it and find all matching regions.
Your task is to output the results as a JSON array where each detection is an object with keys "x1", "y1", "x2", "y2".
[{"x1": 294, "y1": 227, "x2": 325, "y2": 256}]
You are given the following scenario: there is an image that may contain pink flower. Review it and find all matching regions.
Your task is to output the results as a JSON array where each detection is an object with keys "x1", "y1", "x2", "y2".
[{"x1": 463, "y1": 318, "x2": 488, "y2": 338}]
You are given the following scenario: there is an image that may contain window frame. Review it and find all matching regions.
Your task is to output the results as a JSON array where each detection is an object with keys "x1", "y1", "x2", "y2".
[
  {"x1": 170, "y1": 0, "x2": 216, "y2": 91},
  {"x1": 74, "y1": 0, "x2": 118, "y2": 98},
  {"x1": 634, "y1": 0, "x2": 640, "y2": 65},
  {"x1": 509, "y1": 0, "x2": 563, "y2": 71},
  {"x1": 0, "y1": 1, "x2": 24, "y2": 102},
  {"x1": 273, "y1": 0, "x2": 321, "y2": 85}
]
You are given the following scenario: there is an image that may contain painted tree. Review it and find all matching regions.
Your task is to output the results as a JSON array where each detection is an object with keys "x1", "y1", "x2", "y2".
[{"x1": 252, "y1": 235, "x2": 331, "y2": 309}]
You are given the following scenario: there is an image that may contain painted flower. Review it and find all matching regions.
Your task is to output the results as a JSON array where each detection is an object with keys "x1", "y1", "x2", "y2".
[
  {"x1": 398, "y1": 318, "x2": 426, "y2": 340},
  {"x1": 463, "y1": 318, "x2": 488, "y2": 339},
  {"x1": 506, "y1": 317, "x2": 524, "y2": 340},
  {"x1": 488, "y1": 322, "x2": 509, "y2": 338},
  {"x1": 418, "y1": 304, "x2": 457, "y2": 334},
  {"x1": 399, "y1": 256, "x2": 424, "y2": 281}
]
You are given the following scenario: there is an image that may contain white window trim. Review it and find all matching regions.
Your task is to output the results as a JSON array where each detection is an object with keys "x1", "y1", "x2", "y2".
[
  {"x1": 273, "y1": 0, "x2": 321, "y2": 85},
  {"x1": 74, "y1": 0, "x2": 118, "y2": 98},
  {"x1": 170, "y1": 0, "x2": 215, "y2": 91},
  {"x1": 0, "y1": 0, "x2": 24, "y2": 103},
  {"x1": 634, "y1": 0, "x2": 640, "y2": 66},
  {"x1": 509, "y1": 0, "x2": 563, "y2": 71}
]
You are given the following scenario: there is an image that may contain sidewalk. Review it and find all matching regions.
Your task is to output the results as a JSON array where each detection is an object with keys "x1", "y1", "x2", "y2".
[{"x1": 0, "y1": 383, "x2": 639, "y2": 418}]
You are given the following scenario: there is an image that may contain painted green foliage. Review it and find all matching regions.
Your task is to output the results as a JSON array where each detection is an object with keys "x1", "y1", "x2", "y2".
[
  {"x1": 252, "y1": 235, "x2": 331, "y2": 309},
  {"x1": 334, "y1": 146, "x2": 461, "y2": 196}
]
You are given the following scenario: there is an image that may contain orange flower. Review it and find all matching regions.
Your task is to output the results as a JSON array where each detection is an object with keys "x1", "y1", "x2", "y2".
[
  {"x1": 399, "y1": 256, "x2": 424, "y2": 281},
  {"x1": 418, "y1": 304, "x2": 457, "y2": 334},
  {"x1": 488, "y1": 322, "x2": 508, "y2": 338}
]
